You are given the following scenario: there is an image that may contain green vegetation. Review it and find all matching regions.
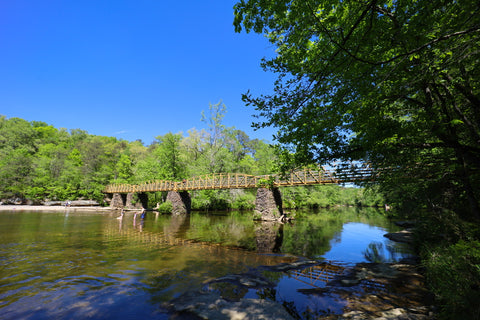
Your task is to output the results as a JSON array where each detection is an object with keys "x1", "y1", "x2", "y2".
[
  {"x1": 0, "y1": 105, "x2": 380, "y2": 210},
  {"x1": 233, "y1": 0, "x2": 480, "y2": 318},
  {"x1": 0, "y1": 102, "x2": 275, "y2": 203}
]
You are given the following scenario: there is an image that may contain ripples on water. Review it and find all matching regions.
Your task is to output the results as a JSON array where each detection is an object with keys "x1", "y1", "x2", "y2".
[{"x1": 0, "y1": 208, "x2": 411, "y2": 319}]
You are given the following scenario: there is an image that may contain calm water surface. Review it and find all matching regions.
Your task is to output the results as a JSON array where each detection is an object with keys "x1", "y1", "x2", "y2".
[{"x1": 0, "y1": 207, "x2": 411, "y2": 319}]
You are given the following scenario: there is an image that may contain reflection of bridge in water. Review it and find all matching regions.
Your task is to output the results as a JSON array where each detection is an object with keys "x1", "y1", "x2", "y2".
[
  {"x1": 103, "y1": 215, "x2": 298, "y2": 266},
  {"x1": 105, "y1": 215, "x2": 388, "y2": 294},
  {"x1": 290, "y1": 263, "x2": 346, "y2": 287},
  {"x1": 103, "y1": 215, "x2": 355, "y2": 289}
]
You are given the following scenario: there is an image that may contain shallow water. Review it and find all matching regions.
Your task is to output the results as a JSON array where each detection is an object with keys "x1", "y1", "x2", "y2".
[{"x1": 0, "y1": 207, "x2": 411, "y2": 319}]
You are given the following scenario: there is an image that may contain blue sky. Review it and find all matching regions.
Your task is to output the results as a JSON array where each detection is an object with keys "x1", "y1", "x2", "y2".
[{"x1": 0, "y1": 1, "x2": 278, "y2": 145}]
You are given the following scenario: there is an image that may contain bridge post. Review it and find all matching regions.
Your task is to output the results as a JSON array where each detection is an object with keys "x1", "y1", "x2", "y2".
[
  {"x1": 166, "y1": 191, "x2": 191, "y2": 215},
  {"x1": 254, "y1": 187, "x2": 283, "y2": 221},
  {"x1": 110, "y1": 193, "x2": 126, "y2": 209},
  {"x1": 124, "y1": 193, "x2": 140, "y2": 209}
]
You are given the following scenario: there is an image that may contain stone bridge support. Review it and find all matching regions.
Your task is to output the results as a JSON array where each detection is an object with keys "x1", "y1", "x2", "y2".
[
  {"x1": 125, "y1": 192, "x2": 148, "y2": 209},
  {"x1": 109, "y1": 192, "x2": 148, "y2": 209},
  {"x1": 110, "y1": 193, "x2": 127, "y2": 209},
  {"x1": 166, "y1": 191, "x2": 191, "y2": 215},
  {"x1": 254, "y1": 187, "x2": 283, "y2": 221},
  {"x1": 125, "y1": 193, "x2": 137, "y2": 209}
]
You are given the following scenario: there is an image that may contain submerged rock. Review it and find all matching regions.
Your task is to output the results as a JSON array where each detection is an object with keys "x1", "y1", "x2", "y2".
[
  {"x1": 384, "y1": 229, "x2": 414, "y2": 244},
  {"x1": 207, "y1": 272, "x2": 274, "y2": 289},
  {"x1": 165, "y1": 259, "x2": 434, "y2": 319},
  {"x1": 164, "y1": 290, "x2": 294, "y2": 320},
  {"x1": 166, "y1": 259, "x2": 321, "y2": 319}
]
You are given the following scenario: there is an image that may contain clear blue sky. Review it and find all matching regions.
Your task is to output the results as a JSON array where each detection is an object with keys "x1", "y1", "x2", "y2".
[{"x1": 0, "y1": 0, "x2": 278, "y2": 145}]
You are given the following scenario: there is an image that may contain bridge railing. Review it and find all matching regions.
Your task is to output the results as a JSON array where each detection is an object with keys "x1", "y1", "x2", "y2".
[{"x1": 103, "y1": 166, "x2": 376, "y2": 194}]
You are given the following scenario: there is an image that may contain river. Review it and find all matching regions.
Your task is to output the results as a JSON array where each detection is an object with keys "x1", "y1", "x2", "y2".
[{"x1": 0, "y1": 207, "x2": 413, "y2": 319}]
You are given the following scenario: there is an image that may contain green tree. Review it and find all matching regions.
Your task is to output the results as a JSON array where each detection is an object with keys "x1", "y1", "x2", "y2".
[
  {"x1": 249, "y1": 139, "x2": 278, "y2": 175},
  {"x1": 0, "y1": 147, "x2": 33, "y2": 198},
  {"x1": 233, "y1": 0, "x2": 480, "y2": 220},
  {"x1": 153, "y1": 132, "x2": 186, "y2": 180},
  {"x1": 115, "y1": 153, "x2": 133, "y2": 183},
  {"x1": 0, "y1": 116, "x2": 37, "y2": 152},
  {"x1": 200, "y1": 101, "x2": 233, "y2": 173}
]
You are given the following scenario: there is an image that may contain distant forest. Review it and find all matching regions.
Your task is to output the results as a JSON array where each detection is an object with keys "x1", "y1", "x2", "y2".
[{"x1": 0, "y1": 104, "x2": 383, "y2": 210}]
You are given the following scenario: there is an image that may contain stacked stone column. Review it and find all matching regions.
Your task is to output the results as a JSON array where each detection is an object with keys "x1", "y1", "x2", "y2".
[{"x1": 254, "y1": 187, "x2": 283, "y2": 221}]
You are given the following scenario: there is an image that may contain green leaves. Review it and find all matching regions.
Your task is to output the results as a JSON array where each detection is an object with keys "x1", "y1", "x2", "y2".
[
  {"x1": 0, "y1": 103, "x2": 281, "y2": 202},
  {"x1": 234, "y1": 0, "x2": 480, "y2": 220}
]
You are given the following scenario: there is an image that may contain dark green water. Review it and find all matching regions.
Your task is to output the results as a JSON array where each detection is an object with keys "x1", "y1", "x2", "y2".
[{"x1": 0, "y1": 207, "x2": 411, "y2": 319}]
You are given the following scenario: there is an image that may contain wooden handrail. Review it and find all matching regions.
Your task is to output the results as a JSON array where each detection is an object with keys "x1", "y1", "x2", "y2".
[{"x1": 103, "y1": 167, "x2": 376, "y2": 193}]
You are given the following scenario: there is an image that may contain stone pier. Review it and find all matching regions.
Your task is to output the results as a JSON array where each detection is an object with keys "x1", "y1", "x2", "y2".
[
  {"x1": 254, "y1": 187, "x2": 283, "y2": 221},
  {"x1": 110, "y1": 193, "x2": 126, "y2": 209},
  {"x1": 109, "y1": 192, "x2": 148, "y2": 209},
  {"x1": 125, "y1": 193, "x2": 137, "y2": 209},
  {"x1": 124, "y1": 193, "x2": 148, "y2": 209},
  {"x1": 166, "y1": 191, "x2": 191, "y2": 215}
]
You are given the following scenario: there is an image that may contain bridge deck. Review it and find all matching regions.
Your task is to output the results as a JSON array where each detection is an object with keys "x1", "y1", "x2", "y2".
[{"x1": 104, "y1": 167, "x2": 374, "y2": 194}]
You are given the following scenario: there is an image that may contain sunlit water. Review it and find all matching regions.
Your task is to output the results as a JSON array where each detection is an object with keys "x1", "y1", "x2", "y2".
[{"x1": 0, "y1": 207, "x2": 411, "y2": 319}]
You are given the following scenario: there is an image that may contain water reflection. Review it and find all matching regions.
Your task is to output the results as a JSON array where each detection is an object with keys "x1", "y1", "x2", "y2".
[
  {"x1": 254, "y1": 221, "x2": 284, "y2": 253},
  {"x1": 364, "y1": 242, "x2": 388, "y2": 263},
  {"x1": 0, "y1": 207, "x2": 411, "y2": 319}
]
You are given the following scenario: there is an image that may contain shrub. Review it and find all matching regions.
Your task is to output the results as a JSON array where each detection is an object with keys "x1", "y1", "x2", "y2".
[
  {"x1": 231, "y1": 192, "x2": 255, "y2": 210},
  {"x1": 157, "y1": 201, "x2": 173, "y2": 214},
  {"x1": 424, "y1": 240, "x2": 480, "y2": 319}
]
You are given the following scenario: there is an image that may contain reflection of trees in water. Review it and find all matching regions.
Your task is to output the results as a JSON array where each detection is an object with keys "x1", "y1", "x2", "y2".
[
  {"x1": 363, "y1": 241, "x2": 405, "y2": 263},
  {"x1": 281, "y1": 217, "x2": 343, "y2": 258},
  {"x1": 364, "y1": 242, "x2": 387, "y2": 263}
]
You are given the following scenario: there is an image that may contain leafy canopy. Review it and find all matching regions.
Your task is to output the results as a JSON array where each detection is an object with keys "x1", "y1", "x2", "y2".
[{"x1": 234, "y1": 0, "x2": 480, "y2": 219}]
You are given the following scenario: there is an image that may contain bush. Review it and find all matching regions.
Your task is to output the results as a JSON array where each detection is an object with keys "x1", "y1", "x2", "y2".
[
  {"x1": 191, "y1": 190, "x2": 231, "y2": 211},
  {"x1": 231, "y1": 192, "x2": 256, "y2": 210},
  {"x1": 157, "y1": 201, "x2": 173, "y2": 214},
  {"x1": 424, "y1": 240, "x2": 480, "y2": 319}
]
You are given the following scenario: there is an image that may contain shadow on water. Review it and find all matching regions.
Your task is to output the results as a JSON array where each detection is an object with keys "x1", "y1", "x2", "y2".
[{"x1": 0, "y1": 207, "x2": 413, "y2": 319}]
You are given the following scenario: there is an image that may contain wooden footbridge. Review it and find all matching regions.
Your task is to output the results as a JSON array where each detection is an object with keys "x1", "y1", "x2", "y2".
[
  {"x1": 104, "y1": 165, "x2": 374, "y2": 194},
  {"x1": 104, "y1": 165, "x2": 375, "y2": 216}
]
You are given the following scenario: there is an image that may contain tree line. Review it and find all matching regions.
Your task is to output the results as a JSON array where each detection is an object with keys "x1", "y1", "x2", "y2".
[{"x1": 0, "y1": 102, "x2": 382, "y2": 209}]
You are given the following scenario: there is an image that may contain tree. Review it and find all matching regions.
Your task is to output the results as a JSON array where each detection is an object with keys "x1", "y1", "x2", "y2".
[
  {"x1": 200, "y1": 101, "x2": 234, "y2": 173},
  {"x1": 115, "y1": 154, "x2": 133, "y2": 183},
  {"x1": 153, "y1": 132, "x2": 186, "y2": 180},
  {"x1": 233, "y1": 0, "x2": 480, "y2": 220},
  {"x1": 0, "y1": 147, "x2": 33, "y2": 198},
  {"x1": 0, "y1": 116, "x2": 37, "y2": 152}
]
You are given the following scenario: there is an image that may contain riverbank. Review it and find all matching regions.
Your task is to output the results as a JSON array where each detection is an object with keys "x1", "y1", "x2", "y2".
[{"x1": 0, "y1": 205, "x2": 114, "y2": 212}]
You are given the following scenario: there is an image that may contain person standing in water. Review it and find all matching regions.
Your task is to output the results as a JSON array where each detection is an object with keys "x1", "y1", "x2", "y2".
[{"x1": 117, "y1": 209, "x2": 125, "y2": 219}]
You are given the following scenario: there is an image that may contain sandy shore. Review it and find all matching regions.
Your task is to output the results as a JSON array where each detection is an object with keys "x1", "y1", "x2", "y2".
[{"x1": 0, "y1": 205, "x2": 115, "y2": 213}]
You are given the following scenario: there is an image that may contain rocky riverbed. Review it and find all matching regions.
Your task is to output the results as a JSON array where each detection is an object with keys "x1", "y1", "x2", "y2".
[
  {"x1": 163, "y1": 258, "x2": 434, "y2": 319},
  {"x1": 163, "y1": 224, "x2": 434, "y2": 319}
]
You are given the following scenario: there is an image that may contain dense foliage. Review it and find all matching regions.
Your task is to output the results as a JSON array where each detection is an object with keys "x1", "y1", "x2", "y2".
[
  {"x1": 0, "y1": 102, "x2": 380, "y2": 209},
  {"x1": 234, "y1": 0, "x2": 479, "y2": 221},
  {"x1": 233, "y1": 0, "x2": 480, "y2": 317},
  {"x1": 0, "y1": 103, "x2": 271, "y2": 203}
]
